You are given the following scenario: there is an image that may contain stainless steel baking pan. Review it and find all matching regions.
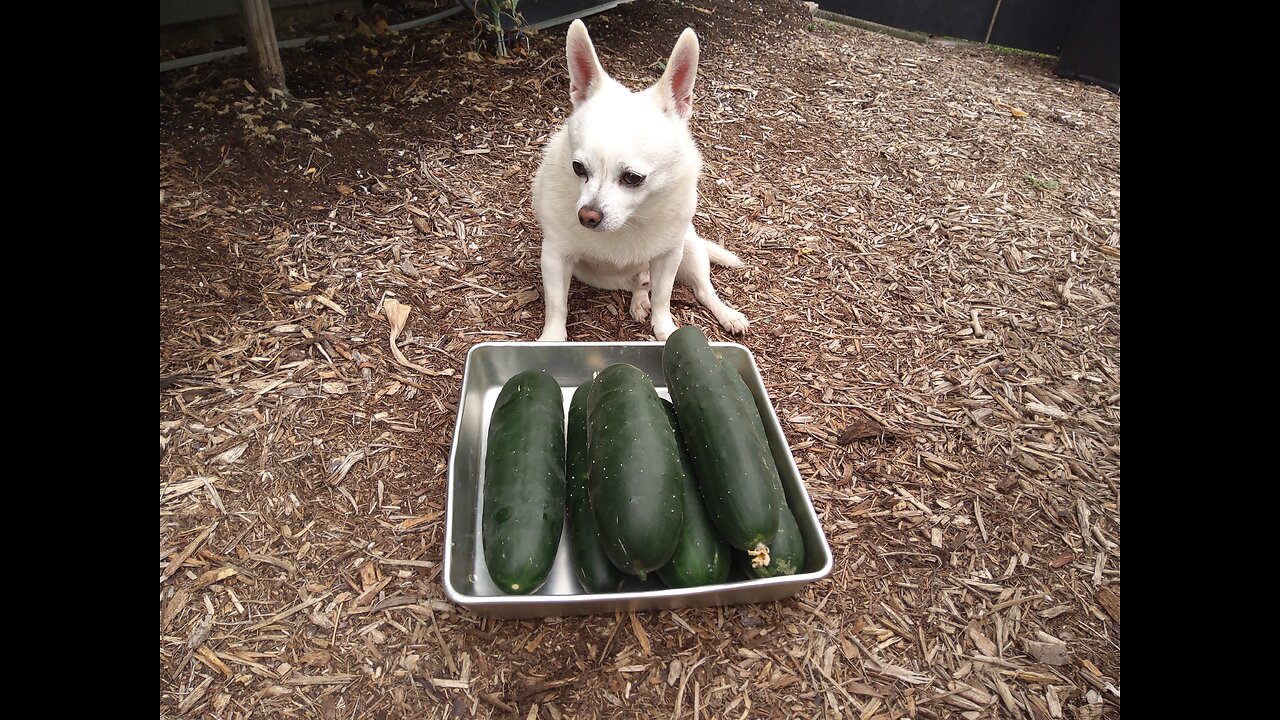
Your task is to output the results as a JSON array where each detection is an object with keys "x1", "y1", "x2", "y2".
[{"x1": 444, "y1": 341, "x2": 833, "y2": 618}]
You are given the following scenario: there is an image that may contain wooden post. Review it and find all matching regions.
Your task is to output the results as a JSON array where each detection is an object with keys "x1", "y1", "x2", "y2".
[
  {"x1": 984, "y1": 0, "x2": 1005, "y2": 45},
  {"x1": 238, "y1": 0, "x2": 288, "y2": 95}
]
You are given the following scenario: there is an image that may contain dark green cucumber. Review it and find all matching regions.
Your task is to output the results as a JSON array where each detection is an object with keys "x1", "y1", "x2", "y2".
[
  {"x1": 567, "y1": 381, "x2": 629, "y2": 593},
  {"x1": 586, "y1": 363, "x2": 684, "y2": 581},
  {"x1": 739, "y1": 498, "x2": 805, "y2": 578},
  {"x1": 481, "y1": 370, "x2": 566, "y2": 595},
  {"x1": 663, "y1": 325, "x2": 782, "y2": 563},
  {"x1": 718, "y1": 353, "x2": 801, "y2": 576},
  {"x1": 720, "y1": 357, "x2": 760, "y2": 425},
  {"x1": 657, "y1": 399, "x2": 731, "y2": 588}
]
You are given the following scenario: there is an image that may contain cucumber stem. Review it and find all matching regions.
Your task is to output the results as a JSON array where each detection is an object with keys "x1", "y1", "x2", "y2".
[{"x1": 748, "y1": 542, "x2": 771, "y2": 568}]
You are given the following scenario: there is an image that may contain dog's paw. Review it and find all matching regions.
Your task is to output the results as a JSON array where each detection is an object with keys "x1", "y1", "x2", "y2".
[
  {"x1": 629, "y1": 293, "x2": 652, "y2": 322},
  {"x1": 538, "y1": 328, "x2": 568, "y2": 342},
  {"x1": 719, "y1": 309, "x2": 750, "y2": 335},
  {"x1": 653, "y1": 319, "x2": 678, "y2": 341}
]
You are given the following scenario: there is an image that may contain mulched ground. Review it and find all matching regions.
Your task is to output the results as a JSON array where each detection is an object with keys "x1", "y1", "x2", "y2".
[{"x1": 160, "y1": 1, "x2": 1120, "y2": 717}]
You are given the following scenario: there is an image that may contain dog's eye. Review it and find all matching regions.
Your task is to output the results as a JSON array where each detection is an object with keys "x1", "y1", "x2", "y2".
[
  {"x1": 620, "y1": 172, "x2": 646, "y2": 187},
  {"x1": 572, "y1": 161, "x2": 588, "y2": 178}
]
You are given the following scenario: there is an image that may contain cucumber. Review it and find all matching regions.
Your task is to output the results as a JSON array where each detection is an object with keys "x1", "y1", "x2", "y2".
[
  {"x1": 720, "y1": 357, "x2": 759, "y2": 421},
  {"x1": 656, "y1": 399, "x2": 730, "y2": 588},
  {"x1": 662, "y1": 325, "x2": 782, "y2": 564},
  {"x1": 717, "y1": 354, "x2": 803, "y2": 576},
  {"x1": 481, "y1": 370, "x2": 566, "y2": 595},
  {"x1": 586, "y1": 363, "x2": 685, "y2": 581},
  {"x1": 739, "y1": 498, "x2": 806, "y2": 578},
  {"x1": 567, "y1": 381, "x2": 629, "y2": 593}
]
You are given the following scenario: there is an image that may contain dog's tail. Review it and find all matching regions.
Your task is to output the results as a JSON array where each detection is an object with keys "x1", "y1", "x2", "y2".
[{"x1": 704, "y1": 240, "x2": 743, "y2": 268}]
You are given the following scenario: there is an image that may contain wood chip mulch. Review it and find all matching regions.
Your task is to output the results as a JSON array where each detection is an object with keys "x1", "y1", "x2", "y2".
[{"x1": 160, "y1": 1, "x2": 1120, "y2": 717}]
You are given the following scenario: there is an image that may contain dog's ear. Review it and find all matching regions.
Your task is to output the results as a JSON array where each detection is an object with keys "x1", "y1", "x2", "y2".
[
  {"x1": 566, "y1": 19, "x2": 606, "y2": 106},
  {"x1": 656, "y1": 28, "x2": 699, "y2": 121}
]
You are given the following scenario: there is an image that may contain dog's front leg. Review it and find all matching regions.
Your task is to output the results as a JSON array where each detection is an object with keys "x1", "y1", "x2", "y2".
[
  {"x1": 628, "y1": 270, "x2": 652, "y2": 323},
  {"x1": 647, "y1": 246, "x2": 684, "y2": 341},
  {"x1": 539, "y1": 249, "x2": 574, "y2": 341}
]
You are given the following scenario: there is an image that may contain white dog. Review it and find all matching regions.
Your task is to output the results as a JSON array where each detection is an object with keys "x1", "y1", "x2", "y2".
[{"x1": 532, "y1": 20, "x2": 749, "y2": 341}]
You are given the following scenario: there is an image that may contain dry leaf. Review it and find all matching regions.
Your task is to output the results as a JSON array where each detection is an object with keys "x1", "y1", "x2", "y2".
[
  {"x1": 337, "y1": 184, "x2": 355, "y2": 196},
  {"x1": 1024, "y1": 639, "x2": 1071, "y2": 666},
  {"x1": 991, "y1": 98, "x2": 1029, "y2": 118},
  {"x1": 383, "y1": 299, "x2": 453, "y2": 376},
  {"x1": 300, "y1": 649, "x2": 331, "y2": 667},
  {"x1": 341, "y1": 12, "x2": 374, "y2": 37},
  {"x1": 192, "y1": 566, "x2": 239, "y2": 590},
  {"x1": 290, "y1": 280, "x2": 314, "y2": 292},
  {"x1": 327, "y1": 450, "x2": 366, "y2": 484},
  {"x1": 837, "y1": 414, "x2": 889, "y2": 444}
]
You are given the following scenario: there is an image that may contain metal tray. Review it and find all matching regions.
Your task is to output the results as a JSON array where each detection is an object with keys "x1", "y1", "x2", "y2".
[{"x1": 444, "y1": 341, "x2": 833, "y2": 618}]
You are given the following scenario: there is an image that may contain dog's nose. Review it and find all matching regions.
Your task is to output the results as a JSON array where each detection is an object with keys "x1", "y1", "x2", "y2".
[{"x1": 578, "y1": 207, "x2": 603, "y2": 229}]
